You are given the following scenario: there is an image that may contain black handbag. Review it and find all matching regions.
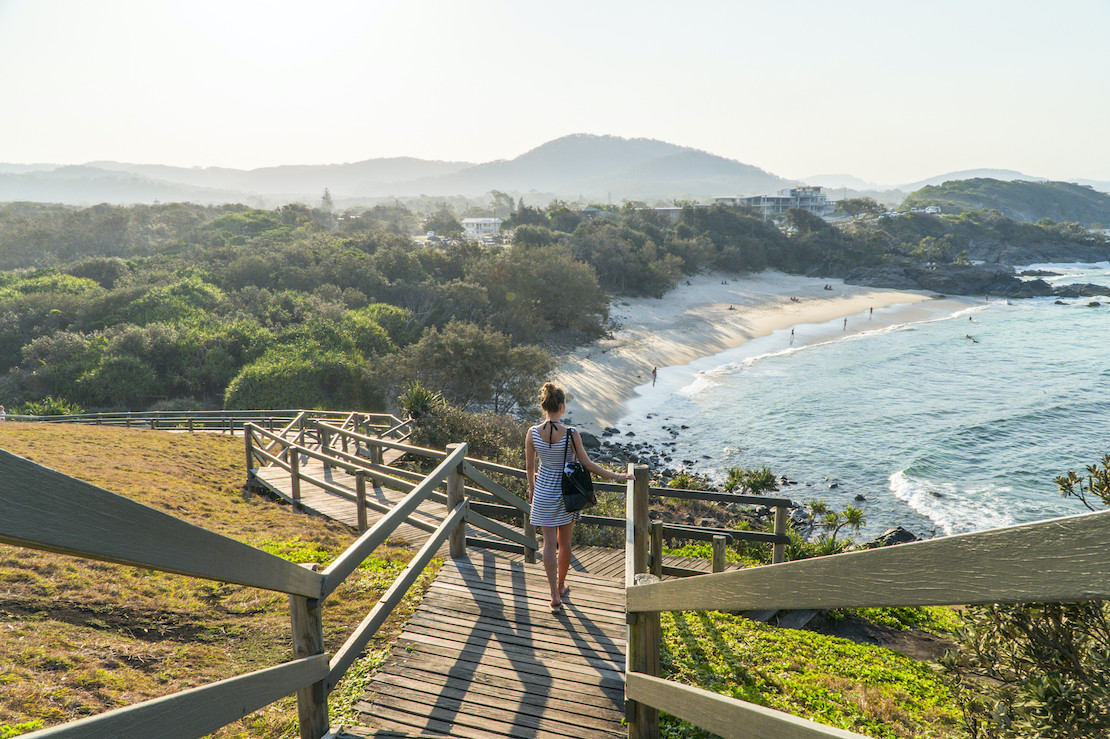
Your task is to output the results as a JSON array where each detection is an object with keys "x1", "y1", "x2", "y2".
[{"x1": 561, "y1": 428, "x2": 596, "y2": 512}]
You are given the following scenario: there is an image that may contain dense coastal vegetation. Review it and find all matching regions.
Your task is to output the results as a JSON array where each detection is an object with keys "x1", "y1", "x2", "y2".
[
  {"x1": 1, "y1": 192, "x2": 1106, "y2": 417},
  {"x1": 902, "y1": 178, "x2": 1110, "y2": 228}
]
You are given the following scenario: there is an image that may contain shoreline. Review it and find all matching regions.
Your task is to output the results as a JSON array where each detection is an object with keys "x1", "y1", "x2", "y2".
[{"x1": 555, "y1": 270, "x2": 973, "y2": 432}]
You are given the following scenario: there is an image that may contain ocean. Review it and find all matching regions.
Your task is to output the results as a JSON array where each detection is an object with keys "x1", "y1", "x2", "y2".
[{"x1": 614, "y1": 262, "x2": 1110, "y2": 539}]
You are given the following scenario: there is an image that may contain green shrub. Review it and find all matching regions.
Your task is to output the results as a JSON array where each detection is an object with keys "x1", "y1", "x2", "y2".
[
  {"x1": 224, "y1": 347, "x2": 383, "y2": 411},
  {"x1": 397, "y1": 381, "x2": 444, "y2": 420},
  {"x1": 13, "y1": 396, "x2": 83, "y2": 416}
]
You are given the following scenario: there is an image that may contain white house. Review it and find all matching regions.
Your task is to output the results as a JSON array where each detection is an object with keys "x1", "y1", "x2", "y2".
[
  {"x1": 715, "y1": 187, "x2": 834, "y2": 218},
  {"x1": 462, "y1": 218, "x2": 502, "y2": 239}
]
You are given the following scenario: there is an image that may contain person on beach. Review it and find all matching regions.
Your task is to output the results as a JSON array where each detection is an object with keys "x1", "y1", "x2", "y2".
[
  {"x1": 525, "y1": 382, "x2": 633, "y2": 612},
  {"x1": 843, "y1": 317, "x2": 848, "y2": 330},
  {"x1": 652, "y1": 367, "x2": 657, "y2": 386}
]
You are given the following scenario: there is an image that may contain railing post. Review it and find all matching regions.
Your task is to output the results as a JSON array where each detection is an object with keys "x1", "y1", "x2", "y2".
[
  {"x1": 188, "y1": 417, "x2": 194, "y2": 433},
  {"x1": 649, "y1": 521, "x2": 663, "y2": 578},
  {"x1": 356, "y1": 472, "x2": 368, "y2": 533},
  {"x1": 371, "y1": 440, "x2": 383, "y2": 466},
  {"x1": 244, "y1": 426, "x2": 255, "y2": 482},
  {"x1": 524, "y1": 521, "x2": 537, "y2": 564},
  {"x1": 712, "y1": 534, "x2": 727, "y2": 573},
  {"x1": 626, "y1": 463, "x2": 659, "y2": 739},
  {"x1": 773, "y1": 504, "x2": 789, "y2": 564},
  {"x1": 290, "y1": 590, "x2": 328, "y2": 739},
  {"x1": 446, "y1": 443, "x2": 466, "y2": 558},
  {"x1": 290, "y1": 447, "x2": 302, "y2": 505},
  {"x1": 320, "y1": 425, "x2": 331, "y2": 471}
]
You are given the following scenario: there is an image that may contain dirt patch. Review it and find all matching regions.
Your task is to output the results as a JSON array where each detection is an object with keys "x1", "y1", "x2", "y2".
[{"x1": 804, "y1": 611, "x2": 957, "y2": 662}]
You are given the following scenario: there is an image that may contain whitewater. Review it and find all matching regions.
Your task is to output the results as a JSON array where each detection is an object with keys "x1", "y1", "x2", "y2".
[{"x1": 614, "y1": 263, "x2": 1110, "y2": 539}]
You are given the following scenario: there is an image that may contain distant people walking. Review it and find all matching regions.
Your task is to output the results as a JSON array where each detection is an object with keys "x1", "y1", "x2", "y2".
[
  {"x1": 0, "y1": 405, "x2": 5, "y2": 421},
  {"x1": 843, "y1": 317, "x2": 848, "y2": 330},
  {"x1": 525, "y1": 383, "x2": 633, "y2": 612},
  {"x1": 651, "y1": 367, "x2": 657, "y2": 386}
]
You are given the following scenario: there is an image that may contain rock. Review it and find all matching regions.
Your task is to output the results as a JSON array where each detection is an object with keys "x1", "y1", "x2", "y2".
[
  {"x1": 579, "y1": 431, "x2": 600, "y2": 449},
  {"x1": 604, "y1": 426, "x2": 620, "y2": 434},
  {"x1": 828, "y1": 482, "x2": 839, "y2": 489},
  {"x1": 1053, "y1": 283, "x2": 1107, "y2": 298},
  {"x1": 863, "y1": 527, "x2": 920, "y2": 549},
  {"x1": 1021, "y1": 269, "x2": 1062, "y2": 277},
  {"x1": 625, "y1": 431, "x2": 636, "y2": 437},
  {"x1": 1055, "y1": 300, "x2": 1068, "y2": 305},
  {"x1": 854, "y1": 494, "x2": 866, "y2": 501},
  {"x1": 1089, "y1": 301, "x2": 1102, "y2": 307}
]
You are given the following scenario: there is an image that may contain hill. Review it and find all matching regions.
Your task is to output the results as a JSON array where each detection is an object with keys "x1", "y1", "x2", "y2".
[
  {"x1": 897, "y1": 168, "x2": 1036, "y2": 191},
  {"x1": 902, "y1": 178, "x2": 1110, "y2": 226},
  {"x1": 0, "y1": 134, "x2": 793, "y2": 206}
]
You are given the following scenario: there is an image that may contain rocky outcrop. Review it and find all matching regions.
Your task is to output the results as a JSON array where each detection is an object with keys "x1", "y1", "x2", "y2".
[
  {"x1": 847, "y1": 262, "x2": 1053, "y2": 298},
  {"x1": 965, "y1": 239, "x2": 1110, "y2": 266}
]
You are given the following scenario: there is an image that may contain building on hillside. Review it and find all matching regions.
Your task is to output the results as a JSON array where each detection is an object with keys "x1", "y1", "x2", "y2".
[
  {"x1": 462, "y1": 218, "x2": 502, "y2": 239},
  {"x1": 714, "y1": 186, "x2": 834, "y2": 218}
]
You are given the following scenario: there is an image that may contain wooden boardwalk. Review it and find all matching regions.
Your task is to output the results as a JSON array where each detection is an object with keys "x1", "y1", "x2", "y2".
[
  {"x1": 251, "y1": 456, "x2": 729, "y2": 738},
  {"x1": 338, "y1": 552, "x2": 627, "y2": 738}
]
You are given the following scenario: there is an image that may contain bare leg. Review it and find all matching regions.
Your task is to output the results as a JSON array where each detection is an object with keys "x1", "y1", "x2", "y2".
[
  {"x1": 541, "y1": 526, "x2": 561, "y2": 608},
  {"x1": 556, "y1": 522, "x2": 574, "y2": 597}
]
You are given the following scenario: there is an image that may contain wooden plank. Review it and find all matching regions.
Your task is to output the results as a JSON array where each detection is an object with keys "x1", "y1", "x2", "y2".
[
  {"x1": 0, "y1": 449, "x2": 324, "y2": 598},
  {"x1": 629, "y1": 509, "x2": 1110, "y2": 614},
  {"x1": 328, "y1": 502, "x2": 467, "y2": 687},
  {"x1": 404, "y1": 605, "x2": 625, "y2": 656},
  {"x1": 381, "y1": 662, "x2": 623, "y2": 715},
  {"x1": 626, "y1": 672, "x2": 867, "y2": 739},
  {"x1": 27, "y1": 655, "x2": 327, "y2": 739},
  {"x1": 427, "y1": 581, "x2": 628, "y2": 628},
  {"x1": 392, "y1": 634, "x2": 626, "y2": 692},
  {"x1": 362, "y1": 684, "x2": 625, "y2": 739},
  {"x1": 381, "y1": 644, "x2": 624, "y2": 702}
]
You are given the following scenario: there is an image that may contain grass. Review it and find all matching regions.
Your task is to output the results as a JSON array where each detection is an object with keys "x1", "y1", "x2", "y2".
[
  {"x1": 660, "y1": 610, "x2": 964, "y2": 739},
  {"x1": 0, "y1": 422, "x2": 437, "y2": 738}
]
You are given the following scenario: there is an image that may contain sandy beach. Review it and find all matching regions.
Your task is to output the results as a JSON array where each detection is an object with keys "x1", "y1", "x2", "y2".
[{"x1": 555, "y1": 271, "x2": 962, "y2": 431}]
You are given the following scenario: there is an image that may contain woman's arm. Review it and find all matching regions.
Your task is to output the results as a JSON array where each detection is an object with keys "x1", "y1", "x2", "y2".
[
  {"x1": 571, "y1": 429, "x2": 634, "y2": 482},
  {"x1": 524, "y1": 427, "x2": 537, "y2": 503}
]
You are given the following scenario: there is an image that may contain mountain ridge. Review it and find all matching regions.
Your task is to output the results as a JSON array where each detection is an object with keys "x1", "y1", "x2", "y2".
[{"x1": 1, "y1": 135, "x2": 1105, "y2": 206}]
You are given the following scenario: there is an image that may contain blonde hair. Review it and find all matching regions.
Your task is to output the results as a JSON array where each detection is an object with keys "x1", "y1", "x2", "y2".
[{"x1": 539, "y1": 382, "x2": 565, "y2": 413}]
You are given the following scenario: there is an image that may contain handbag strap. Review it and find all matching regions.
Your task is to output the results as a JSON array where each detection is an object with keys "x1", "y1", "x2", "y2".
[{"x1": 562, "y1": 427, "x2": 573, "y2": 466}]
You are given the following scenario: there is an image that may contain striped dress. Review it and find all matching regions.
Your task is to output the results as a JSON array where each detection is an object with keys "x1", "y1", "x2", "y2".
[{"x1": 529, "y1": 424, "x2": 581, "y2": 528}]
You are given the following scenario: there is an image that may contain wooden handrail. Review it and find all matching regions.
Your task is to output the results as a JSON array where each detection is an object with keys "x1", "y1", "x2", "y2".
[
  {"x1": 327, "y1": 500, "x2": 468, "y2": 689},
  {"x1": 0, "y1": 449, "x2": 324, "y2": 598},
  {"x1": 625, "y1": 672, "x2": 868, "y2": 739},
  {"x1": 320, "y1": 444, "x2": 468, "y2": 599},
  {"x1": 26, "y1": 656, "x2": 329, "y2": 739},
  {"x1": 627, "y1": 509, "x2": 1110, "y2": 614}
]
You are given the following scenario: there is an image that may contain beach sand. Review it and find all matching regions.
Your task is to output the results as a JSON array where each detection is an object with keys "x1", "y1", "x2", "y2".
[{"x1": 555, "y1": 271, "x2": 957, "y2": 431}]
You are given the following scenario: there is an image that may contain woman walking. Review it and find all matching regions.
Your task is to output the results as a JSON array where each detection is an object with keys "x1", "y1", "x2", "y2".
[{"x1": 525, "y1": 382, "x2": 633, "y2": 612}]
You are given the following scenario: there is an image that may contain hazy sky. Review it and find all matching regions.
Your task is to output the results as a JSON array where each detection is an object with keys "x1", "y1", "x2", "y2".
[{"x1": 1, "y1": 0, "x2": 1107, "y2": 185}]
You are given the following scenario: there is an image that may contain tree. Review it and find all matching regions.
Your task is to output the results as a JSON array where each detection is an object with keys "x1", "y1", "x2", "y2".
[
  {"x1": 423, "y1": 207, "x2": 463, "y2": 237},
  {"x1": 837, "y1": 197, "x2": 884, "y2": 219},
  {"x1": 382, "y1": 320, "x2": 553, "y2": 413}
]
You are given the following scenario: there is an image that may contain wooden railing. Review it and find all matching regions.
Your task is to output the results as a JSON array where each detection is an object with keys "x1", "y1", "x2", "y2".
[
  {"x1": 264, "y1": 417, "x2": 792, "y2": 568},
  {"x1": 1, "y1": 440, "x2": 492, "y2": 739},
  {"x1": 621, "y1": 463, "x2": 1110, "y2": 739},
  {"x1": 6, "y1": 409, "x2": 407, "y2": 439}
]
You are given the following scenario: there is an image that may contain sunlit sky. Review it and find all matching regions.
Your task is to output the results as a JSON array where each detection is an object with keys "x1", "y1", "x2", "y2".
[{"x1": 1, "y1": 0, "x2": 1107, "y2": 186}]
